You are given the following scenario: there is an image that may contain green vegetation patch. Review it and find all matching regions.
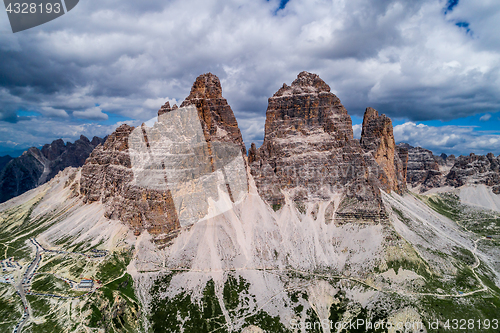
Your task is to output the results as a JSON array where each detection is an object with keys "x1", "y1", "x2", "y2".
[
  {"x1": 37, "y1": 255, "x2": 70, "y2": 273},
  {"x1": 223, "y1": 274, "x2": 251, "y2": 311},
  {"x1": 31, "y1": 274, "x2": 73, "y2": 295},
  {"x1": 0, "y1": 285, "x2": 23, "y2": 326},
  {"x1": 425, "y1": 193, "x2": 500, "y2": 237},
  {"x1": 150, "y1": 277, "x2": 227, "y2": 333},
  {"x1": 85, "y1": 273, "x2": 141, "y2": 332},
  {"x1": 327, "y1": 290, "x2": 392, "y2": 333},
  {"x1": 97, "y1": 251, "x2": 132, "y2": 283},
  {"x1": 0, "y1": 197, "x2": 75, "y2": 262},
  {"x1": 244, "y1": 309, "x2": 290, "y2": 333},
  {"x1": 419, "y1": 294, "x2": 500, "y2": 332},
  {"x1": 272, "y1": 203, "x2": 282, "y2": 212}
]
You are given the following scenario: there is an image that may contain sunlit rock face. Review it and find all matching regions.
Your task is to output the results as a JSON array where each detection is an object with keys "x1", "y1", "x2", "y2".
[
  {"x1": 80, "y1": 74, "x2": 248, "y2": 242},
  {"x1": 396, "y1": 141, "x2": 500, "y2": 194},
  {"x1": 248, "y1": 72, "x2": 387, "y2": 222},
  {"x1": 360, "y1": 107, "x2": 407, "y2": 194},
  {"x1": 80, "y1": 124, "x2": 180, "y2": 238}
]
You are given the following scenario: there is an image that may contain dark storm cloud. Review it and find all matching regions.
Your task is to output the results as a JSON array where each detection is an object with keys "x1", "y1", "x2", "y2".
[
  {"x1": 0, "y1": 0, "x2": 500, "y2": 153},
  {"x1": 0, "y1": 49, "x2": 74, "y2": 95}
]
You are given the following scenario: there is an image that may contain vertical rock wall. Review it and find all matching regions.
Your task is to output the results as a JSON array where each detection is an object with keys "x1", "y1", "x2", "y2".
[
  {"x1": 360, "y1": 107, "x2": 406, "y2": 194},
  {"x1": 249, "y1": 72, "x2": 387, "y2": 221}
]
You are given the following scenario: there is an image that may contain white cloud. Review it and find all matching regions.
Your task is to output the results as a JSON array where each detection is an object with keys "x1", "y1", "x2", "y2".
[
  {"x1": 393, "y1": 122, "x2": 500, "y2": 155},
  {"x1": 237, "y1": 114, "x2": 267, "y2": 148},
  {"x1": 352, "y1": 124, "x2": 362, "y2": 139},
  {"x1": 40, "y1": 107, "x2": 69, "y2": 118},
  {"x1": 73, "y1": 107, "x2": 109, "y2": 120},
  {"x1": 480, "y1": 113, "x2": 491, "y2": 121},
  {"x1": 0, "y1": 117, "x2": 136, "y2": 150}
]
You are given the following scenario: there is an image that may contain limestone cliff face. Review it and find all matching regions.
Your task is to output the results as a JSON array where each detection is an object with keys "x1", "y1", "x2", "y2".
[
  {"x1": 446, "y1": 153, "x2": 500, "y2": 194},
  {"x1": 396, "y1": 145, "x2": 409, "y2": 186},
  {"x1": 397, "y1": 143, "x2": 500, "y2": 194},
  {"x1": 398, "y1": 143, "x2": 443, "y2": 192},
  {"x1": 249, "y1": 72, "x2": 386, "y2": 222},
  {"x1": 360, "y1": 107, "x2": 406, "y2": 194},
  {"x1": 180, "y1": 73, "x2": 246, "y2": 155},
  {"x1": 80, "y1": 124, "x2": 181, "y2": 239},
  {"x1": 80, "y1": 73, "x2": 247, "y2": 240}
]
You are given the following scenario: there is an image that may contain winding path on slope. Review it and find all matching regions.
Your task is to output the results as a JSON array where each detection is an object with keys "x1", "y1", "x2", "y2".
[
  {"x1": 13, "y1": 239, "x2": 42, "y2": 333},
  {"x1": 12, "y1": 238, "x2": 106, "y2": 333}
]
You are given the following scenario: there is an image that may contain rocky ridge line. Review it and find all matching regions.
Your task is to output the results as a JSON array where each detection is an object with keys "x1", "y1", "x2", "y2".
[
  {"x1": 0, "y1": 135, "x2": 104, "y2": 203},
  {"x1": 398, "y1": 143, "x2": 499, "y2": 194}
]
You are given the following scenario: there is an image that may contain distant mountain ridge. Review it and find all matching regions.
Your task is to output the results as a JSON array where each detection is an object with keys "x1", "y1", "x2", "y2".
[
  {"x1": 0, "y1": 155, "x2": 13, "y2": 171},
  {"x1": 0, "y1": 135, "x2": 105, "y2": 203},
  {"x1": 398, "y1": 142, "x2": 500, "y2": 194}
]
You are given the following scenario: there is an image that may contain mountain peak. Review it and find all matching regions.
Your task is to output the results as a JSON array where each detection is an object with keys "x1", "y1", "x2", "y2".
[
  {"x1": 250, "y1": 72, "x2": 386, "y2": 221},
  {"x1": 185, "y1": 72, "x2": 223, "y2": 100},
  {"x1": 0, "y1": 135, "x2": 104, "y2": 203},
  {"x1": 180, "y1": 72, "x2": 246, "y2": 154},
  {"x1": 362, "y1": 107, "x2": 379, "y2": 125},
  {"x1": 80, "y1": 73, "x2": 246, "y2": 239},
  {"x1": 79, "y1": 135, "x2": 90, "y2": 143},
  {"x1": 273, "y1": 71, "x2": 330, "y2": 97}
]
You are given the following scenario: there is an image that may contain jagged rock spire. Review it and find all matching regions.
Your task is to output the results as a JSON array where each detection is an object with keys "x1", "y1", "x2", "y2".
[
  {"x1": 180, "y1": 73, "x2": 246, "y2": 154},
  {"x1": 360, "y1": 107, "x2": 406, "y2": 194}
]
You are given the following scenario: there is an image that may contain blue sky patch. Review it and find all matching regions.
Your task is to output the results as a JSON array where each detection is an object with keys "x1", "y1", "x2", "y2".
[
  {"x1": 100, "y1": 112, "x2": 135, "y2": 126},
  {"x1": 267, "y1": 0, "x2": 290, "y2": 14},
  {"x1": 278, "y1": 0, "x2": 290, "y2": 10},
  {"x1": 455, "y1": 21, "x2": 471, "y2": 34},
  {"x1": 445, "y1": 0, "x2": 459, "y2": 14}
]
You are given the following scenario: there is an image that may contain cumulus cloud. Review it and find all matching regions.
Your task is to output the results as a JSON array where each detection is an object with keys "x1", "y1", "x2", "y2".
[
  {"x1": 40, "y1": 107, "x2": 69, "y2": 118},
  {"x1": 480, "y1": 113, "x2": 492, "y2": 121},
  {"x1": 236, "y1": 113, "x2": 267, "y2": 148},
  {"x1": 393, "y1": 122, "x2": 500, "y2": 156},
  {"x1": 352, "y1": 124, "x2": 362, "y2": 139},
  {"x1": 73, "y1": 106, "x2": 108, "y2": 120},
  {"x1": 1, "y1": 0, "x2": 500, "y2": 152}
]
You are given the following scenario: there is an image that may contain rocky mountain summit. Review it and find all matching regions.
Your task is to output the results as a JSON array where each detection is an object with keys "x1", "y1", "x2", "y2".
[
  {"x1": 79, "y1": 124, "x2": 178, "y2": 238},
  {"x1": 398, "y1": 143, "x2": 443, "y2": 191},
  {"x1": 181, "y1": 73, "x2": 246, "y2": 154},
  {"x1": 0, "y1": 135, "x2": 104, "y2": 203},
  {"x1": 248, "y1": 72, "x2": 404, "y2": 222},
  {"x1": 80, "y1": 73, "x2": 247, "y2": 241}
]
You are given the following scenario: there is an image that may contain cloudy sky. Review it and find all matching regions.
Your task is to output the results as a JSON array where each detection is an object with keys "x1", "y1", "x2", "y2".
[{"x1": 1, "y1": 0, "x2": 500, "y2": 156}]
